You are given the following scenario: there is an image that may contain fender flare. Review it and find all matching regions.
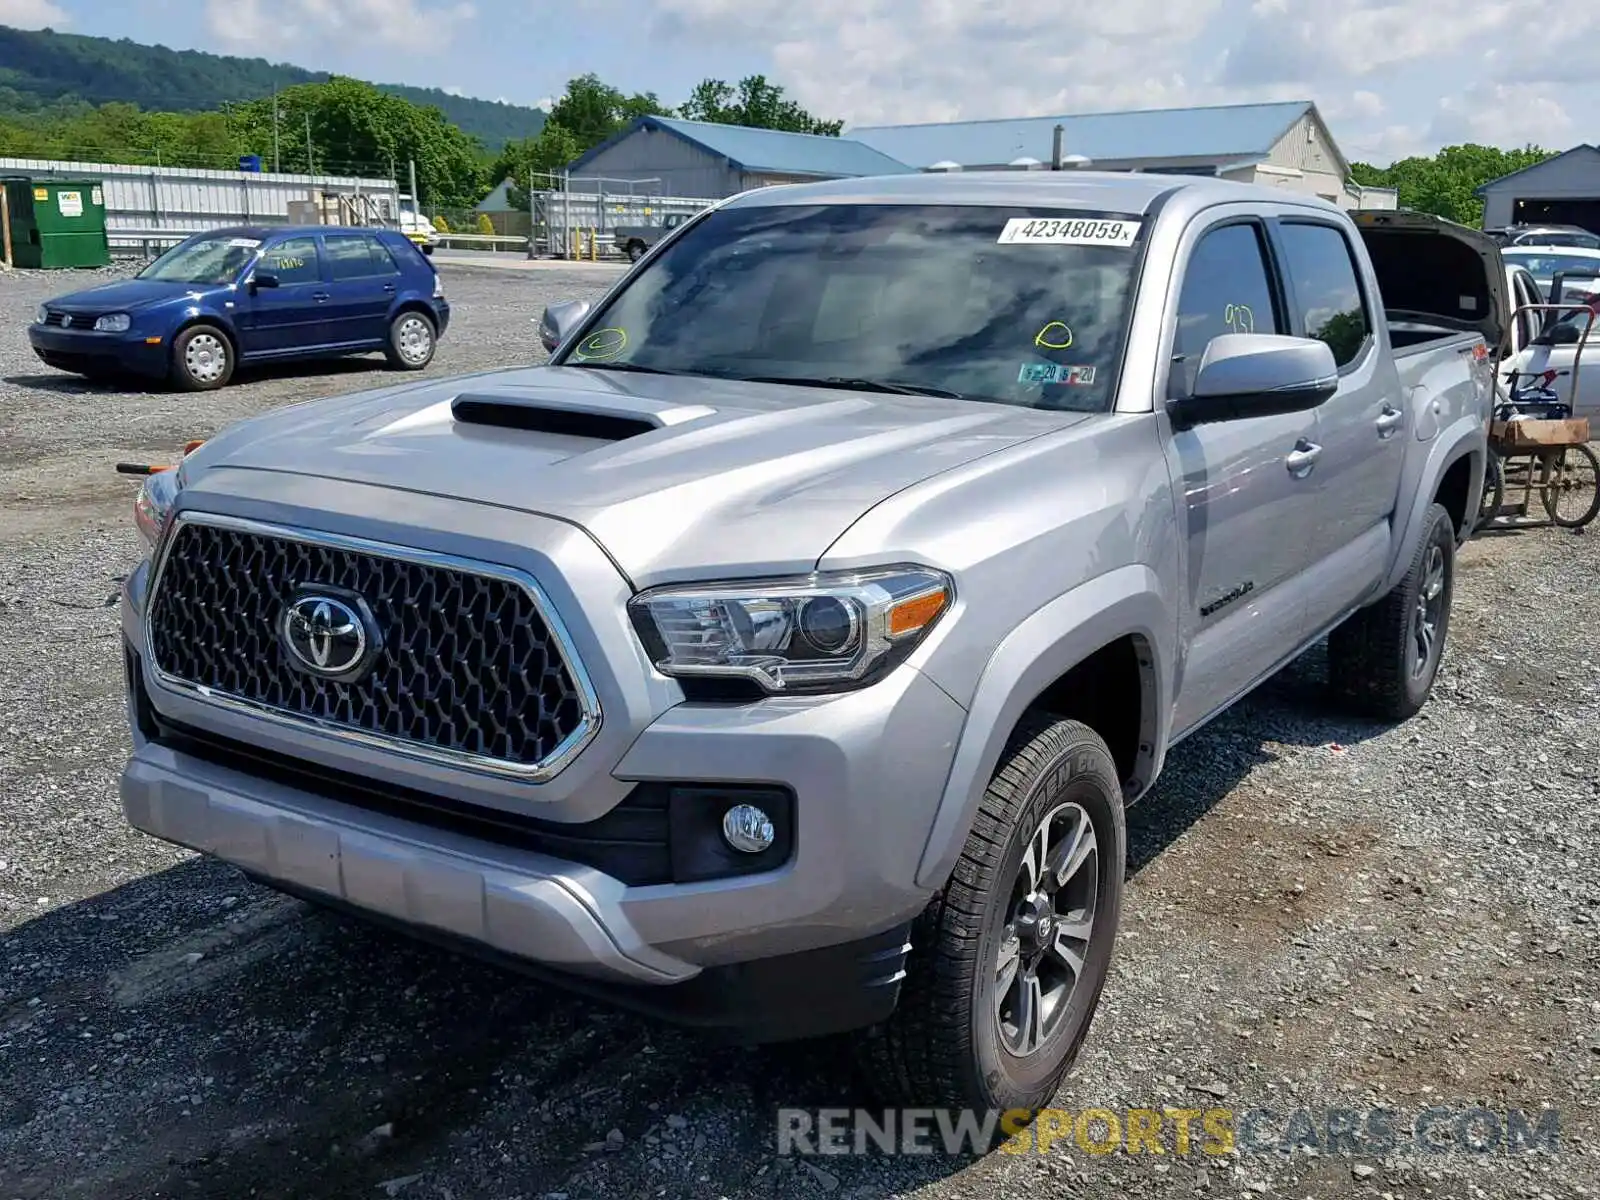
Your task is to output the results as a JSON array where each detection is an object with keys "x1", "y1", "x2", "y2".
[
  {"x1": 913, "y1": 564, "x2": 1173, "y2": 890},
  {"x1": 1380, "y1": 417, "x2": 1483, "y2": 596}
]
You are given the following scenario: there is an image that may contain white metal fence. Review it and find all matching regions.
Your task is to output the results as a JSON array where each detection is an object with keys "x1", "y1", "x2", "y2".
[
  {"x1": 0, "y1": 157, "x2": 400, "y2": 255},
  {"x1": 535, "y1": 190, "x2": 717, "y2": 258}
]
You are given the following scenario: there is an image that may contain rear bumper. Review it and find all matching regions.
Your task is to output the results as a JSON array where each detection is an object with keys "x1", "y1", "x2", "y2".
[{"x1": 27, "y1": 324, "x2": 168, "y2": 378}]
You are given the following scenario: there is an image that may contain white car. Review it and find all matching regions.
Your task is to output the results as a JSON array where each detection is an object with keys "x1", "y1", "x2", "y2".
[{"x1": 1501, "y1": 246, "x2": 1600, "y2": 302}]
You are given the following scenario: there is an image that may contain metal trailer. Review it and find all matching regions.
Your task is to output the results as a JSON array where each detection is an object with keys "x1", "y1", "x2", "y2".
[{"x1": 525, "y1": 172, "x2": 718, "y2": 259}]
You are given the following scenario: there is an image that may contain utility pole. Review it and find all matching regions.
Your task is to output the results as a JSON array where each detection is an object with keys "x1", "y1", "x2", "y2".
[
  {"x1": 304, "y1": 114, "x2": 314, "y2": 176},
  {"x1": 1051, "y1": 124, "x2": 1064, "y2": 171},
  {"x1": 272, "y1": 85, "x2": 281, "y2": 174},
  {"x1": 408, "y1": 158, "x2": 419, "y2": 214}
]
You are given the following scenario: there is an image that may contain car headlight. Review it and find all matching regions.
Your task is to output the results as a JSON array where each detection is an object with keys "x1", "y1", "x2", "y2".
[
  {"x1": 133, "y1": 467, "x2": 181, "y2": 551},
  {"x1": 94, "y1": 313, "x2": 131, "y2": 332},
  {"x1": 628, "y1": 566, "x2": 952, "y2": 694},
  {"x1": 35, "y1": 304, "x2": 48, "y2": 325}
]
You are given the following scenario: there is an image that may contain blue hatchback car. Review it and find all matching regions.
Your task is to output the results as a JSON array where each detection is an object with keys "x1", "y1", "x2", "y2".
[{"x1": 28, "y1": 225, "x2": 451, "y2": 391}]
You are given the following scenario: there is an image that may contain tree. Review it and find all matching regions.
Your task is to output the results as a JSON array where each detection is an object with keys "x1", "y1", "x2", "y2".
[
  {"x1": 545, "y1": 72, "x2": 670, "y2": 148},
  {"x1": 490, "y1": 123, "x2": 584, "y2": 209},
  {"x1": 224, "y1": 77, "x2": 488, "y2": 207},
  {"x1": 679, "y1": 74, "x2": 842, "y2": 135},
  {"x1": 1351, "y1": 143, "x2": 1558, "y2": 227}
]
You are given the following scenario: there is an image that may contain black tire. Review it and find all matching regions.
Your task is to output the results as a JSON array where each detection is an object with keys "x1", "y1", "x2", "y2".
[
  {"x1": 384, "y1": 310, "x2": 436, "y2": 370},
  {"x1": 1327, "y1": 501, "x2": 1455, "y2": 720},
  {"x1": 856, "y1": 716, "x2": 1125, "y2": 1120},
  {"x1": 1540, "y1": 442, "x2": 1600, "y2": 528},
  {"x1": 169, "y1": 324, "x2": 234, "y2": 392},
  {"x1": 421, "y1": 244, "x2": 435, "y2": 257},
  {"x1": 626, "y1": 240, "x2": 645, "y2": 263},
  {"x1": 1475, "y1": 448, "x2": 1503, "y2": 532}
]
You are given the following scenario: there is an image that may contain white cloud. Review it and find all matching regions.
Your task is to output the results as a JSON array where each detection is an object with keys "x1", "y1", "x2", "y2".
[
  {"x1": 206, "y1": 0, "x2": 477, "y2": 51},
  {"x1": 0, "y1": 0, "x2": 70, "y2": 26},
  {"x1": 651, "y1": 0, "x2": 1226, "y2": 126}
]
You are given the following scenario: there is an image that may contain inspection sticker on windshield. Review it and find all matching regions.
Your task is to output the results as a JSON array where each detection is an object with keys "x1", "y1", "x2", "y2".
[
  {"x1": 228, "y1": 238, "x2": 263, "y2": 247},
  {"x1": 997, "y1": 218, "x2": 1141, "y2": 247}
]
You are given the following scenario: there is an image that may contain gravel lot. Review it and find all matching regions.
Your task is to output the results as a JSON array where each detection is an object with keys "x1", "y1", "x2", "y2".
[{"x1": 2, "y1": 263, "x2": 1597, "y2": 1200}]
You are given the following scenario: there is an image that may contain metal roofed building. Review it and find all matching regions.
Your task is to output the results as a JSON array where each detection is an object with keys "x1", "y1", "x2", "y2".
[
  {"x1": 1474, "y1": 145, "x2": 1600, "y2": 234},
  {"x1": 848, "y1": 101, "x2": 1396, "y2": 211},
  {"x1": 564, "y1": 115, "x2": 915, "y2": 198}
]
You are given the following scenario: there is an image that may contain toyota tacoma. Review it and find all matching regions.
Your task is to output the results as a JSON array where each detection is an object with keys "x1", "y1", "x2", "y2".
[{"x1": 118, "y1": 174, "x2": 1504, "y2": 1117}]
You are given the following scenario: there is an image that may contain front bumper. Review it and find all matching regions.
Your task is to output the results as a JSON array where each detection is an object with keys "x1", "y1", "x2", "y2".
[
  {"x1": 28, "y1": 324, "x2": 168, "y2": 378},
  {"x1": 117, "y1": 478, "x2": 966, "y2": 1035}
]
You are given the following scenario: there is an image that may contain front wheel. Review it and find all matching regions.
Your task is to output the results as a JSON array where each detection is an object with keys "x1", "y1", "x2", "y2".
[
  {"x1": 856, "y1": 716, "x2": 1125, "y2": 1118},
  {"x1": 1327, "y1": 501, "x2": 1455, "y2": 720},
  {"x1": 626, "y1": 240, "x2": 645, "y2": 263},
  {"x1": 169, "y1": 324, "x2": 234, "y2": 391},
  {"x1": 384, "y1": 311, "x2": 436, "y2": 370}
]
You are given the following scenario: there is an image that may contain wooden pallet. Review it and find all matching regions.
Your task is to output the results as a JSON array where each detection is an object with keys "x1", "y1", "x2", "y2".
[{"x1": 1489, "y1": 416, "x2": 1591, "y2": 452}]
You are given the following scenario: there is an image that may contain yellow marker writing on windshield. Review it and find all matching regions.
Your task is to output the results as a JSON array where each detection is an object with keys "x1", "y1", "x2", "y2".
[
  {"x1": 1224, "y1": 303, "x2": 1255, "y2": 334},
  {"x1": 1035, "y1": 321, "x2": 1074, "y2": 350},
  {"x1": 574, "y1": 327, "x2": 628, "y2": 360}
]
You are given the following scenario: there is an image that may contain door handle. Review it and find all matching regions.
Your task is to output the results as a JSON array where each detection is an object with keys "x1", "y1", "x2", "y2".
[
  {"x1": 312, "y1": 292, "x2": 330, "y2": 302},
  {"x1": 1376, "y1": 404, "x2": 1405, "y2": 438},
  {"x1": 1285, "y1": 439, "x2": 1322, "y2": 478},
  {"x1": 383, "y1": 283, "x2": 396, "y2": 293}
]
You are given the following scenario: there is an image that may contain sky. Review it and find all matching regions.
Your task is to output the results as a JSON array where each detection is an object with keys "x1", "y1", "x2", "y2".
[{"x1": 4, "y1": 0, "x2": 1594, "y2": 166}]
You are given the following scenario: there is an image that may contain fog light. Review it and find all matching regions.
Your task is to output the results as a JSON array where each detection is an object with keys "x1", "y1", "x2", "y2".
[{"x1": 721, "y1": 804, "x2": 776, "y2": 854}]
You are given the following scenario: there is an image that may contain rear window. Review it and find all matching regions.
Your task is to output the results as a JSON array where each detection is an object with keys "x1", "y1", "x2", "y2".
[{"x1": 1277, "y1": 222, "x2": 1371, "y2": 367}]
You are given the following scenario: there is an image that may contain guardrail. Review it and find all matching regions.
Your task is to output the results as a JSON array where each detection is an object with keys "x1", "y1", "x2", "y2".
[{"x1": 432, "y1": 232, "x2": 530, "y2": 252}]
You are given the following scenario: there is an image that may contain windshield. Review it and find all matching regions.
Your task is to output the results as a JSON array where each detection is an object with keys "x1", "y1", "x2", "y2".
[
  {"x1": 1513, "y1": 230, "x2": 1600, "y2": 249},
  {"x1": 138, "y1": 235, "x2": 262, "y2": 284},
  {"x1": 558, "y1": 203, "x2": 1148, "y2": 412}
]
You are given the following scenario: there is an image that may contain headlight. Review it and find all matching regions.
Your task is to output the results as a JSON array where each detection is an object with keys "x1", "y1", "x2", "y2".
[
  {"x1": 94, "y1": 313, "x2": 131, "y2": 332},
  {"x1": 35, "y1": 304, "x2": 48, "y2": 324},
  {"x1": 628, "y1": 566, "x2": 952, "y2": 694},
  {"x1": 133, "y1": 467, "x2": 180, "y2": 551}
]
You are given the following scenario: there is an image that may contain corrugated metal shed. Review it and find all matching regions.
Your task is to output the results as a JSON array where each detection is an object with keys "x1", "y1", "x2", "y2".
[
  {"x1": 568, "y1": 116, "x2": 914, "y2": 180},
  {"x1": 847, "y1": 101, "x2": 1313, "y2": 171}
]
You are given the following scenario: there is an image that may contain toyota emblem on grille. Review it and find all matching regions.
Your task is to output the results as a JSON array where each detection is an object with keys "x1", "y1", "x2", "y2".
[{"x1": 280, "y1": 593, "x2": 379, "y2": 680}]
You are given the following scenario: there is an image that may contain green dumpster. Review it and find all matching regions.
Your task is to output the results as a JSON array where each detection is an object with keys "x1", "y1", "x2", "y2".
[{"x1": 3, "y1": 178, "x2": 111, "y2": 269}]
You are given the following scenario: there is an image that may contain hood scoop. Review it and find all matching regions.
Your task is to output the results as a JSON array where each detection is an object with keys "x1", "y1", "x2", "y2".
[{"x1": 450, "y1": 392, "x2": 665, "y2": 442}]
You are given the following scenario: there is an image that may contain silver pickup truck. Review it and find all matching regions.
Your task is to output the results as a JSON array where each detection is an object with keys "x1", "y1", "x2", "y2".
[{"x1": 119, "y1": 174, "x2": 1504, "y2": 1118}]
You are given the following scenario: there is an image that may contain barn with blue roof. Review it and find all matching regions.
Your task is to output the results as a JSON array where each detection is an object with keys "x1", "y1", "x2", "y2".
[
  {"x1": 564, "y1": 102, "x2": 1395, "y2": 211},
  {"x1": 565, "y1": 115, "x2": 915, "y2": 198}
]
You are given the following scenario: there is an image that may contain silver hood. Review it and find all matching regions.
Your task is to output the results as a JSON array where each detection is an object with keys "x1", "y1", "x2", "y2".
[{"x1": 180, "y1": 364, "x2": 1087, "y2": 584}]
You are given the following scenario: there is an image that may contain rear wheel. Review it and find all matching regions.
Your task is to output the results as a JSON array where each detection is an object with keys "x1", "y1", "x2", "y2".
[
  {"x1": 1476, "y1": 448, "x2": 1503, "y2": 531},
  {"x1": 170, "y1": 325, "x2": 233, "y2": 391},
  {"x1": 1328, "y1": 501, "x2": 1455, "y2": 720},
  {"x1": 385, "y1": 311, "x2": 436, "y2": 370},
  {"x1": 856, "y1": 716, "x2": 1125, "y2": 1120},
  {"x1": 626, "y1": 240, "x2": 645, "y2": 263}
]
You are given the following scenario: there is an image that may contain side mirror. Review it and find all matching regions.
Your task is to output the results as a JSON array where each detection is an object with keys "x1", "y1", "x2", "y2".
[
  {"x1": 249, "y1": 272, "x2": 280, "y2": 292},
  {"x1": 538, "y1": 299, "x2": 592, "y2": 354},
  {"x1": 1170, "y1": 334, "x2": 1339, "y2": 429}
]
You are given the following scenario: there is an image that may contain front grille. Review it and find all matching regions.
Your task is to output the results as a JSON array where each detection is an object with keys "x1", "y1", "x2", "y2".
[
  {"x1": 145, "y1": 517, "x2": 595, "y2": 776},
  {"x1": 43, "y1": 309, "x2": 103, "y2": 328}
]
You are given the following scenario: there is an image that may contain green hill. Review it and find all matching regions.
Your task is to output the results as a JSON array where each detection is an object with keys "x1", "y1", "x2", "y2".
[{"x1": 0, "y1": 25, "x2": 546, "y2": 147}]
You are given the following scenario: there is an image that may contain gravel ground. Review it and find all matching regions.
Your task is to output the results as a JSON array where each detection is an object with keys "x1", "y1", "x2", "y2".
[{"x1": 2, "y1": 263, "x2": 1597, "y2": 1200}]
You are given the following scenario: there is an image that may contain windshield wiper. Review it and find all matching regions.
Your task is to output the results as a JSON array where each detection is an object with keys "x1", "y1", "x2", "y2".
[
  {"x1": 741, "y1": 375, "x2": 966, "y2": 399},
  {"x1": 565, "y1": 361, "x2": 699, "y2": 377}
]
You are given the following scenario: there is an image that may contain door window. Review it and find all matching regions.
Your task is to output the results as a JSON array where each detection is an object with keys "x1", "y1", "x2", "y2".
[
  {"x1": 1277, "y1": 222, "x2": 1371, "y2": 367},
  {"x1": 259, "y1": 237, "x2": 320, "y2": 285},
  {"x1": 1171, "y1": 222, "x2": 1284, "y2": 396},
  {"x1": 325, "y1": 233, "x2": 400, "y2": 280}
]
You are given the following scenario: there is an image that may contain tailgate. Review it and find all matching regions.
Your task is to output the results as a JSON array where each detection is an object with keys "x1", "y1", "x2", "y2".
[{"x1": 1352, "y1": 210, "x2": 1509, "y2": 352}]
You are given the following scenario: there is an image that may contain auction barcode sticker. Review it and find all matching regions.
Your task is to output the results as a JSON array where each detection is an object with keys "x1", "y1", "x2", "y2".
[{"x1": 997, "y1": 217, "x2": 1141, "y2": 247}]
